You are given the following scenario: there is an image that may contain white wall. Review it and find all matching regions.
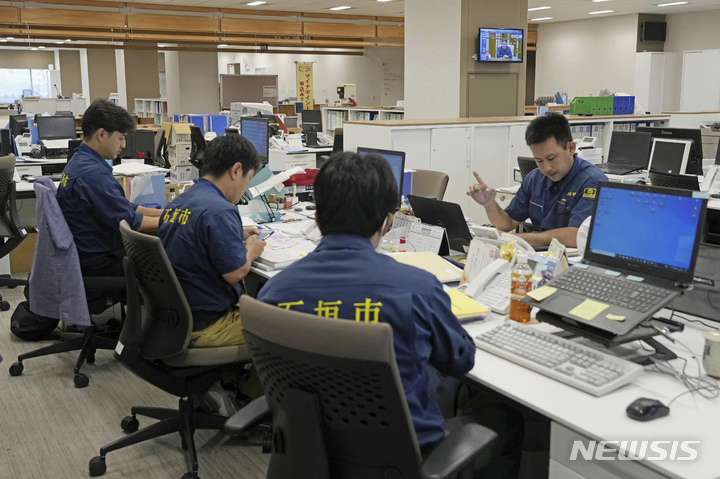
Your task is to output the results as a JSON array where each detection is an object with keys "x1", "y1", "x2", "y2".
[
  {"x1": 535, "y1": 14, "x2": 639, "y2": 99},
  {"x1": 217, "y1": 47, "x2": 404, "y2": 108},
  {"x1": 404, "y1": 0, "x2": 462, "y2": 119}
]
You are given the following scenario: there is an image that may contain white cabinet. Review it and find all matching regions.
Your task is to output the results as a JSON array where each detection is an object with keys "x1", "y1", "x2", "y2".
[
  {"x1": 431, "y1": 128, "x2": 471, "y2": 211},
  {"x1": 680, "y1": 50, "x2": 720, "y2": 112},
  {"x1": 634, "y1": 52, "x2": 678, "y2": 114}
]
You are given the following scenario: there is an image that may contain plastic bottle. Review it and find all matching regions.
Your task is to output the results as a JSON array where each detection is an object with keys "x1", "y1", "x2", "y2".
[
  {"x1": 399, "y1": 236, "x2": 407, "y2": 253},
  {"x1": 510, "y1": 254, "x2": 533, "y2": 323}
]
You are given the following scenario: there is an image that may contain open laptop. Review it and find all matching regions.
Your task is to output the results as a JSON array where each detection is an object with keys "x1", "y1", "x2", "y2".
[
  {"x1": 524, "y1": 181, "x2": 707, "y2": 336},
  {"x1": 407, "y1": 195, "x2": 472, "y2": 252},
  {"x1": 596, "y1": 131, "x2": 652, "y2": 175},
  {"x1": 671, "y1": 243, "x2": 720, "y2": 323},
  {"x1": 647, "y1": 138, "x2": 693, "y2": 175}
]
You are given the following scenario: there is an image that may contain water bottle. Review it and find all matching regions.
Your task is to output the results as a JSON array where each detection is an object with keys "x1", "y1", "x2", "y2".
[{"x1": 510, "y1": 254, "x2": 533, "y2": 323}]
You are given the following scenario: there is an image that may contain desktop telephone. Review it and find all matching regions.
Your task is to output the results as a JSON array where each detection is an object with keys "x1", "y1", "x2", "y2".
[
  {"x1": 701, "y1": 165, "x2": 720, "y2": 193},
  {"x1": 271, "y1": 137, "x2": 290, "y2": 150}
]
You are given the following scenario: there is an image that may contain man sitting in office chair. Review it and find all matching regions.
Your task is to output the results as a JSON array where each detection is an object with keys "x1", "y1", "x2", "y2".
[
  {"x1": 158, "y1": 134, "x2": 266, "y2": 348},
  {"x1": 496, "y1": 39, "x2": 513, "y2": 59},
  {"x1": 258, "y1": 153, "x2": 523, "y2": 478},
  {"x1": 468, "y1": 112, "x2": 607, "y2": 248},
  {"x1": 57, "y1": 99, "x2": 161, "y2": 277}
]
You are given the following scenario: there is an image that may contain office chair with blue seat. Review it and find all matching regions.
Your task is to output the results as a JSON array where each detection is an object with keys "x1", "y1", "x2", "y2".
[
  {"x1": 225, "y1": 296, "x2": 498, "y2": 479},
  {"x1": 0, "y1": 154, "x2": 28, "y2": 310}
]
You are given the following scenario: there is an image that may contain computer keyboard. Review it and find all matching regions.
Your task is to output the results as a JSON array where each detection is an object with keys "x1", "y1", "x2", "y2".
[
  {"x1": 476, "y1": 269, "x2": 511, "y2": 314},
  {"x1": 475, "y1": 322, "x2": 643, "y2": 396},
  {"x1": 305, "y1": 227, "x2": 322, "y2": 243},
  {"x1": 553, "y1": 267, "x2": 668, "y2": 313}
]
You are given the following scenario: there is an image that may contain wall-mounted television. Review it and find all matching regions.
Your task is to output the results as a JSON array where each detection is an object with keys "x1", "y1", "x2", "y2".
[
  {"x1": 642, "y1": 21, "x2": 667, "y2": 43},
  {"x1": 478, "y1": 28, "x2": 524, "y2": 63}
]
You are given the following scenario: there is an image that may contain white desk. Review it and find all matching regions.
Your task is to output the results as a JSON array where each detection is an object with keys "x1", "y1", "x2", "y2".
[{"x1": 463, "y1": 314, "x2": 720, "y2": 479}]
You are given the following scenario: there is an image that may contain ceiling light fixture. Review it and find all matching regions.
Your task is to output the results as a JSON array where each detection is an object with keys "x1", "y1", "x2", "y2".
[
  {"x1": 377, "y1": 0, "x2": 393, "y2": 2},
  {"x1": 55, "y1": 41, "x2": 64, "y2": 44},
  {"x1": 218, "y1": 44, "x2": 228, "y2": 47},
  {"x1": 7, "y1": 37, "x2": 14, "y2": 40},
  {"x1": 31, "y1": 47, "x2": 38, "y2": 50},
  {"x1": 246, "y1": 1, "x2": 267, "y2": 5},
  {"x1": 528, "y1": 6, "x2": 551, "y2": 11},
  {"x1": 38, "y1": 46, "x2": 46, "y2": 49},
  {"x1": 589, "y1": 10, "x2": 614, "y2": 14},
  {"x1": 657, "y1": 1, "x2": 688, "y2": 6},
  {"x1": 592, "y1": 0, "x2": 613, "y2": 2},
  {"x1": 330, "y1": 6, "x2": 352, "y2": 10},
  {"x1": 531, "y1": 17, "x2": 553, "y2": 21}
]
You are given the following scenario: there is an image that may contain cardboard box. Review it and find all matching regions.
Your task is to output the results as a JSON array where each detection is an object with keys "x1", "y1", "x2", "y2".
[
  {"x1": 10, "y1": 232, "x2": 37, "y2": 273},
  {"x1": 169, "y1": 165, "x2": 199, "y2": 184}
]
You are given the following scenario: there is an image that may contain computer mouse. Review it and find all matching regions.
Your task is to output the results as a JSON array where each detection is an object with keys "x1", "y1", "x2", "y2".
[{"x1": 626, "y1": 398, "x2": 670, "y2": 421}]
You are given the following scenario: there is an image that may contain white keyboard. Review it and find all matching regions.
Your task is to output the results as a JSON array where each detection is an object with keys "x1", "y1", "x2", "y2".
[
  {"x1": 476, "y1": 269, "x2": 511, "y2": 315},
  {"x1": 305, "y1": 228, "x2": 322, "y2": 243},
  {"x1": 475, "y1": 322, "x2": 644, "y2": 397}
]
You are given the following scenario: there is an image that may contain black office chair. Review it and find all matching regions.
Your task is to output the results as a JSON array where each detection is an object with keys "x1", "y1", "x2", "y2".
[
  {"x1": 67, "y1": 139, "x2": 82, "y2": 161},
  {"x1": 0, "y1": 154, "x2": 27, "y2": 310},
  {"x1": 189, "y1": 125, "x2": 206, "y2": 173},
  {"x1": 154, "y1": 128, "x2": 169, "y2": 168},
  {"x1": 517, "y1": 156, "x2": 538, "y2": 180},
  {"x1": 89, "y1": 221, "x2": 264, "y2": 478},
  {"x1": 647, "y1": 171, "x2": 700, "y2": 191},
  {"x1": 226, "y1": 296, "x2": 498, "y2": 479},
  {"x1": 55, "y1": 110, "x2": 74, "y2": 117}
]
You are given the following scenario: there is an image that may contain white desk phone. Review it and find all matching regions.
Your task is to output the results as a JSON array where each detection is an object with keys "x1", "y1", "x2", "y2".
[
  {"x1": 701, "y1": 165, "x2": 720, "y2": 193},
  {"x1": 458, "y1": 226, "x2": 535, "y2": 315}
]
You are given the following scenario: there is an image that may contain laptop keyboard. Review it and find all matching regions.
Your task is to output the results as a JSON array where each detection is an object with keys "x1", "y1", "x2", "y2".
[{"x1": 552, "y1": 268, "x2": 668, "y2": 313}]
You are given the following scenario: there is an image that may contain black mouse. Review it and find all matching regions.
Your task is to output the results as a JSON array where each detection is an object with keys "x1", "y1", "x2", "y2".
[{"x1": 626, "y1": 398, "x2": 670, "y2": 421}]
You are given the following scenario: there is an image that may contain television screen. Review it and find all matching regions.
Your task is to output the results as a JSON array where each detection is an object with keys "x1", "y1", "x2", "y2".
[
  {"x1": 478, "y1": 28, "x2": 524, "y2": 63},
  {"x1": 642, "y1": 21, "x2": 666, "y2": 42}
]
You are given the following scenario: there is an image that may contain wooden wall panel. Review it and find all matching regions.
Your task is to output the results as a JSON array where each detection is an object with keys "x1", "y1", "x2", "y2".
[
  {"x1": 377, "y1": 25, "x2": 404, "y2": 39},
  {"x1": 221, "y1": 18, "x2": 302, "y2": 36},
  {"x1": 21, "y1": 8, "x2": 125, "y2": 29},
  {"x1": 527, "y1": 30, "x2": 538, "y2": 44},
  {"x1": 304, "y1": 22, "x2": 375, "y2": 38},
  {"x1": 127, "y1": 13, "x2": 218, "y2": 32},
  {"x1": 0, "y1": 6, "x2": 18, "y2": 23}
]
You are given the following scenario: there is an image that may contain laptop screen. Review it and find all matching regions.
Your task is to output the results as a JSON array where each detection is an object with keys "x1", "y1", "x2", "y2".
[
  {"x1": 585, "y1": 182, "x2": 706, "y2": 283},
  {"x1": 649, "y1": 140, "x2": 689, "y2": 175},
  {"x1": 607, "y1": 132, "x2": 652, "y2": 167}
]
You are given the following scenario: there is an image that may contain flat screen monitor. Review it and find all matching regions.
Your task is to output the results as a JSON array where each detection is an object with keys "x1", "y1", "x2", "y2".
[
  {"x1": 9, "y1": 114, "x2": 27, "y2": 138},
  {"x1": 36, "y1": 116, "x2": 76, "y2": 140},
  {"x1": 301, "y1": 109, "x2": 322, "y2": 134},
  {"x1": 225, "y1": 128, "x2": 240, "y2": 136},
  {"x1": 642, "y1": 21, "x2": 667, "y2": 42},
  {"x1": 647, "y1": 138, "x2": 692, "y2": 175},
  {"x1": 478, "y1": 28, "x2": 524, "y2": 63},
  {"x1": 240, "y1": 117, "x2": 269, "y2": 164},
  {"x1": 0, "y1": 129, "x2": 12, "y2": 156},
  {"x1": 606, "y1": 131, "x2": 653, "y2": 167},
  {"x1": 636, "y1": 127, "x2": 703, "y2": 174},
  {"x1": 118, "y1": 130, "x2": 156, "y2": 164},
  {"x1": 586, "y1": 181, "x2": 706, "y2": 284},
  {"x1": 357, "y1": 147, "x2": 405, "y2": 203}
]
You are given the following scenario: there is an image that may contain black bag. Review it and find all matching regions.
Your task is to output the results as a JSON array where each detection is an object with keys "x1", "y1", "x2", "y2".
[{"x1": 10, "y1": 300, "x2": 59, "y2": 341}]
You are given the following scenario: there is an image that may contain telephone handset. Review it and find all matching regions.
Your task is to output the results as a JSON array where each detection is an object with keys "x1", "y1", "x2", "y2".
[
  {"x1": 271, "y1": 137, "x2": 290, "y2": 150},
  {"x1": 701, "y1": 165, "x2": 720, "y2": 192},
  {"x1": 464, "y1": 258, "x2": 509, "y2": 298}
]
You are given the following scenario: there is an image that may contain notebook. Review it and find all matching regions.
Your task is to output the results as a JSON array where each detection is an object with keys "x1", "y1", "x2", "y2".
[{"x1": 389, "y1": 252, "x2": 463, "y2": 283}]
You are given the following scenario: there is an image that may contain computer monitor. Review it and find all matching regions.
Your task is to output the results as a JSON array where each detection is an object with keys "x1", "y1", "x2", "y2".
[
  {"x1": 301, "y1": 110, "x2": 322, "y2": 134},
  {"x1": 585, "y1": 181, "x2": 706, "y2": 284},
  {"x1": 36, "y1": 116, "x2": 76, "y2": 140},
  {"x1": 225, "y1": 128, "x2": 240, "y2": 136},
  {"x1": 0, "y1": 129, "x2": 12, "y2": 156},
  {"x1": 606, "y1": 131, "x2": 653, "y2": 168},
  {"x1": 647, "y1": 138, "x2": 692, "y2": 175},
  {"x1": 118, "y1": 130, "x2": 156, "y2": 164},
  {"x1": 240, "y1": 117, "x2": 269, "y2": 165},
  {"x1": 9, "y1": 114, "x2": 27, "y2": 138},
  {"x1": 357, "y1": 147, "x2": 405, "y2": 202},
  {"x1": 636, "y1": 127, "x2": 703, "y2": 174}
]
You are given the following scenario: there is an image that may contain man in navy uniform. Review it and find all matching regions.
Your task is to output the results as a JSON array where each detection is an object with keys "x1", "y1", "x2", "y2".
[
  {"x1": 158, "y1": 134, "x2": 265, "y2": 348},
  {"x1": 496, "y1": 39, "x2": 513, "y2": 59},
  {"x1": 259, "y1": 153, "x2": 523, "y2": 477},
  {"x1": 57, "y1": 99, "x2": 161, "y2": 277},
  {"x1": 468, "y1": 113, "x2": 607, "y2": 248}
]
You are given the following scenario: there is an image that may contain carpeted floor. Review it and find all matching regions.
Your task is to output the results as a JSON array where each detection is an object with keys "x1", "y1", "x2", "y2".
[{"x1": 0, "y1": 278, "x2": 269, "y2": 479}]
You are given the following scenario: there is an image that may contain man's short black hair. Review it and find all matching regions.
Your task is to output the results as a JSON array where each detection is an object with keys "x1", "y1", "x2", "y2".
[
  {"x1": 502, "y1": 39, "x2": 508, "y2": 43},
  {"x1": 81, "y1": 99, "x2": 135, "y2": 139},
  {"x1": 525, "y1": 112, "x2": 574, "y2": 149},
  {"x1": 315, "y1": 152, "x2": 398, "y2": 238},
  {"x1": 202, "y1": 134, "x2": 262, "y2": 178}
]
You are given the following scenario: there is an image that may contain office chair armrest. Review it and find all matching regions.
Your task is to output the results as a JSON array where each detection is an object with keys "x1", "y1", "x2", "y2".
[
  {"x1": 224, "y1": 395, "x2": 271, "y2": 437},
  {"x1": 420, "y1": 423, "x2": 498, "y2": 479}
]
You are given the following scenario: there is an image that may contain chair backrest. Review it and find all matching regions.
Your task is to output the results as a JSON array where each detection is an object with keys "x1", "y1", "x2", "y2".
[
  {"x1": 67, "y1": 139, "x2": 82, "y2": 161},
  {"x1": 332, "y1": 128, "x2": 343, "y2": 154},
  {"x1": 517, "y1": 156, "x2": 538, "y2": 180},
  {"x1": 239, "y1": 296, "x2": 423, "y2": 479},
  {"x1": 119, "y1": 220, "x2": 193, "y2": 359},
  {"x1": 411, "y1": 169, "x2": 450, "y2": 200},
  {"x1": 0, "y1": 154, "x2": 25, "y2": 245},
  {"x1": 154, "y1": 129, "x2": 168, "y2": 168},
  {"x1": 0, "y1": 154, "x2": 16, "y2": 217},
  {"x1": 647, "y1": 171, "x2": 699, "y2": 191}
]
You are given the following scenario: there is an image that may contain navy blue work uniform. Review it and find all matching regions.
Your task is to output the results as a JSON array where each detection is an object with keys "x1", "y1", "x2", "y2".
[
  {"x1": 496, "y1": 45, "x2": 513, "y2": 58},
  {"x1": 258, "y1": 234, "x2": 476, "y2": 449},
  {"x1": 57, "y1": 143, "x2": 143, "y2": 265},
  {"x1": 504, "y1": 155, "x2": 607, "y2": 232},
  {"x1": 158, "y1": 179, "x2": 248, "y2": 331}
]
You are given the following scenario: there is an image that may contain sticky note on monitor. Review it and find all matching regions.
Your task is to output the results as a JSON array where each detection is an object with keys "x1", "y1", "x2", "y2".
[{"x1": 568, "y1": 299, "x2": 609, "y2": 321}]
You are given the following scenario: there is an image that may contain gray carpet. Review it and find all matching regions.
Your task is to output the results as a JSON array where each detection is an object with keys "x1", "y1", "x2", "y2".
[{"x1": 0, "y1": 278, "x2": 269, "y2": 479}]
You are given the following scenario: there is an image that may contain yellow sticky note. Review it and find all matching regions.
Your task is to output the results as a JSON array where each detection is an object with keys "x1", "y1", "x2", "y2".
[
  {"x1": 526, "y1": 286, "x2": 557, "y2": 302},
  {"x1": 606, "y1": 313, "x2": 626, "y2": 322},
  {"x1": 568, "y1": 299, "x2": 609, "y2": 321},
  {"x1": 446, "y1": 290, "x2": 490, "y2": 317}
]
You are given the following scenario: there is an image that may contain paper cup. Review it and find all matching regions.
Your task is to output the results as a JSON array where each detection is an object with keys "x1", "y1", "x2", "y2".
[{"x1": 702, "y1": 330, "x2": 720, "y2": 379}]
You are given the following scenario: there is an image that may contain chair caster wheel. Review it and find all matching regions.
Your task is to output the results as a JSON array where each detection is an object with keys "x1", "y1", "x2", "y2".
[
  {"x1": 0, "y1": 301, "x2": 9, "y2": 311},
  {"x1": 121, "y1": 416, "x2": 139, "y2": 433},
  {"x1": 9, "y1": 362, "x2": 23, "y2": 376},
  {"x1": 89, "y1": 456, "x2": 106, "y2": 476},
  {"x1": 181, "y1": 473, "x2": 200, "y2": 479},
  {"x1": 106, "y1": 318, "x2": 122, "y2": 331},
  {"x1": 74, "y1": 373, "x2": 89, "y2": 388}
]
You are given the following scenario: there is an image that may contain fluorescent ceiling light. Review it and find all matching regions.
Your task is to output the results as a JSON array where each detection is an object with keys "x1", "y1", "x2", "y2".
[
  {"x1": 589, "y1": 10, "x2": 614, "y2": 14},
  {"x1": 531, "y1": 17, "x2": 553, "y2": 21},
  {"x1": 528, "y1": 6, "x2": 551, "y2": 11},
  {"x1": 592, "y1": 0, "x2": 612, "y2": 2},
  {"x1": 377, "y1": 0, "x2": 393, "y2": 2},
  {"x1": 7, "y1": 37, "x2": 14, "y2": 40},
  {"x1": 330, "y1": 6, "x2": 352, "y2": 10},
  {"x1": 657, "y1": 1, "x2": 688, "y2": 6},
  {"x1": 31, "y1": 47, "x2": 38, "y2": 50},
  {"x1": 38, "y1": 46, "x2": 46, "y2": 49},
  {"x1": 0, "y1": 40, "x2": 6, "y2": 43},
  {"x1": 65, "y1": 39, "x2": 71, "y2": 42},
  {"x1": 55, "y1": 41, "x2": 64, "y2": 44},
  {"x1": 218, "y1": 44, "x2": 228, "y2": 47},
  {"x1": 246, "y1": 1, "x2": 267, "y2": 5}
]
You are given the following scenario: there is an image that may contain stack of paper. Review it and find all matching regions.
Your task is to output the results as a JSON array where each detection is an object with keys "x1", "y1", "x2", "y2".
[
  {"x1": 388, "y1": 252, "x2": 463, "y2": 283},
  {"x1": 254, "y1": 241, "x2": 316, "y2": 270}
]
